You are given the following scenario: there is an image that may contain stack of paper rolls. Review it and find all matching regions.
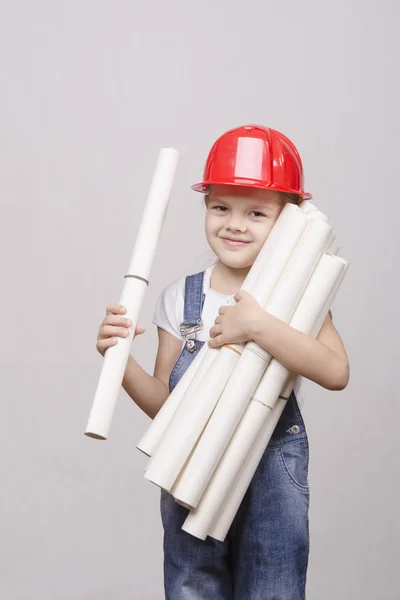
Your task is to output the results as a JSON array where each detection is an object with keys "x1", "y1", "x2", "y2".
[
  {"x1": 181, "y1": 254, "x2": 349, "y2": 540},
  {"x1": 144, "y1": 213, "x2": 333, "y2": 493},
  {"x1": 137, "y1": 202, "x2": 338, "y2": 459},
  {"x1": 143, "y1": 206, "x2": 318, "y2": 490},
  {"x1": 170, "y1": 226, "x2": 340, "y2": 507},
  {"x1": 170, "y1": 217, "x2": 334, "y2": 508},
  {"x1": 137, "y1": 198, "x2": 349, "y2": 540},
  {"x1": 136, "y1": 200, "x2": 329, "y2": 459}
]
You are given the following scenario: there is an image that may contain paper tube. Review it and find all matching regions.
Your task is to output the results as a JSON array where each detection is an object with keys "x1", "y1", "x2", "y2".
[
  {"x1": 85, "y1": 148, "x2": 179, "y2": 440},
  {"x1": 137, "y1": 202, "x2": 304, "y2": 457},
  {"x1": 172, "y1": 218, "x2": 333, "y2": 508},
  {"x1": 144, "y1": 345, "x2": 218, "y2": 470},
  {"x1": 144, "y1": 205, "x2": 309, "y2": 491},
  {"x1": 204, "y1": 259, "x2": 350, "y2": 542}
]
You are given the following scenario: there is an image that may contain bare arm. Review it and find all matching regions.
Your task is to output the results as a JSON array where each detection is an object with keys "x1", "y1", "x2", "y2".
[
  {"x1": 208, "y1": 291, "x2": 350, "y2": 392},
  {"x1": 122, "y1": 328, "x2": 182, "y2": 419},
  {"x1": 250, "y1": 311, "x2": 350, "y2": 391}
]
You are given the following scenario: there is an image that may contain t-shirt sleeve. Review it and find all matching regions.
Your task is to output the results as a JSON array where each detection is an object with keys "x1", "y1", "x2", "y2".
[{"x1": 152, "y1": 277, "x2": 185, "y2": 341}]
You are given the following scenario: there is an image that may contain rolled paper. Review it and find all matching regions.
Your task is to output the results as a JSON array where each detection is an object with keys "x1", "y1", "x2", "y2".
[
  {"x1": 173, "y1": 218, "x2": 333, "y2": 508},
  {"x1": 205, "y1": 259, "x2": 350, "y2": 542},
  {"x1": 144, "y1": 345, "x2": 218, "y2": 469},
  {"x1": 299, "y1": 200, "x2": 328, "y2": 221},
  {"x1": 85, "y1": 148, "x2": 180, "y2": 440},
  {"x1": 298, "y1": 199, "x2": 316, "y2": 213},
  {"x1": 328, "y1": 241, "x2": 340, "y2": 256},
  {"x1": 240, "y1": 203, "x2": 305, "y2": 294},
  {"x1": 325, "y1": 230, "x2": 336, "y2": 254},
  {"x1": 311, "y1": 259, "x2": 350, "y2": 335},
  {"x1": 137, "y1": 202, "x2": 303, "y2": 458},
  {"x1": 144, "y1": 344, "x2": 242, "y2": 490},
  {"x1": 144, "y1": 206, "x2": 309, "y2": 492}
]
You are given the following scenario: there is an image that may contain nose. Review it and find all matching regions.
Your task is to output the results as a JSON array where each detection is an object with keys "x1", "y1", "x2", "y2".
[{"x1": 226, "y1": 213, "x2": 247, "y2": 233}]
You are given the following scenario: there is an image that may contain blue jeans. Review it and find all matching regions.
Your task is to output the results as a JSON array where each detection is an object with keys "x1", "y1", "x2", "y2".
[{"x1": 160, "y1": 272, "x2": 310, "y2": 599}]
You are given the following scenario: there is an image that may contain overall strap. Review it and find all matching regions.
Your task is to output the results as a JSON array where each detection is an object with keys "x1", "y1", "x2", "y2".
[{"x1": 180, "y1": 271, "x2": 205, "y2": 353}]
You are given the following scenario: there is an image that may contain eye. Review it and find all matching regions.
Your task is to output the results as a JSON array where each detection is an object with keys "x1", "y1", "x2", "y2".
[
  {"x1": 250, "y1": 210, "x2": 267, "y2": 218},
  {"x1": 212, "y1": 205, "x2": 228, "y2": 212}
]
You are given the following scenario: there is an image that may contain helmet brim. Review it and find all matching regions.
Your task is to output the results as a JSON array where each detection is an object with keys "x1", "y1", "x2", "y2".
[{"x1": 191, "y1": 180, "x2": 312, "y2": 200}]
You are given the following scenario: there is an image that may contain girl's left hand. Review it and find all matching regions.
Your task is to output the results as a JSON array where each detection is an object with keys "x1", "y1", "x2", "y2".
[{"x1": 208, "y1": 290, "x2": 266, "y2": 348}]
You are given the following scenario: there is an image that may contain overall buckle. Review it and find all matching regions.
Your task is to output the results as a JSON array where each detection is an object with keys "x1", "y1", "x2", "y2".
[{"x1": 180, "y1": 319, "x2": 203, "y2": 353}]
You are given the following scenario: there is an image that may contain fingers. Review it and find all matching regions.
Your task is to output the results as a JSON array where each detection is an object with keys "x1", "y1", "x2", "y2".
[
  {"x1": 218, "y1": 306, "x2": 226, "y2": 315},
  {"x1": 102, "y1": 313, "x2": 132, "y2": 328},
  {"x1": 106, "y1": 303, "x2": 127, "y2": 317},
  {"x1": 100, "y1": 323, "x2": 131, "y2": 339},
  {"x1": 209, "y1": 324, "x2": 222, "y2": 338},
  {"x1": 96, "y1": 336, "x2": 119, "y2": 356},
  {"x1": 97, "y1": 303, "x2": 145, "y2": 357},
  {"x1": 208, "y1": 334, "x2": 224, "y2": 348}
]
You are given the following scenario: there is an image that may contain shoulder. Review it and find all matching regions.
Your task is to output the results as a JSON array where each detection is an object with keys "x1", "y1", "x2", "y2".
[
  {"x1": 153, "y1": 271, "x2": 205, "y2": 340},
  {"x1": 160, "y1": 275, "x2": 186, "y2": 302},
  {"x1": 154, "y1": 275, "x2": 186, "y2": 322},
  {"x1": 159, "y1": 270, "x2": 206, "y2": 303}
]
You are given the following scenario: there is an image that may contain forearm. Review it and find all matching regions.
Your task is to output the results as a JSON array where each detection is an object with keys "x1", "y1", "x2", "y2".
[
  {"x1": 122, "y1": 355, "x2": 169, "y2": 419},
  {"x1": 250, "y1": 313, "x2": 347, "y2": 391}
]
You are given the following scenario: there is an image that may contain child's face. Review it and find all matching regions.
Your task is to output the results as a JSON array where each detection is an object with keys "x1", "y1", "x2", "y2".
[{"x1": 205, "y1": 185, "x2": 285, "y2": 270}]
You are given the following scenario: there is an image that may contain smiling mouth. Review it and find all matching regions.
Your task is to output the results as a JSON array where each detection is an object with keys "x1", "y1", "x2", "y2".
[{"x1": 220, "y1": 237, "x2": 251, "y2": 247}]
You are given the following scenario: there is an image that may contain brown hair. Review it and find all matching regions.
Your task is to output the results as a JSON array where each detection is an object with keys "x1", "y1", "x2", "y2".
[{"x1": 280, "y1": 192, "x2": 302, "y2": 205}]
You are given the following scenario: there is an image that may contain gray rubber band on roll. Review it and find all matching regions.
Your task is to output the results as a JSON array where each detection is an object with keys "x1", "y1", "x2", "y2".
[
  {"x1": 278, "y1": 395, "x2": 290, "y2": 400},
  {"x1": 125, "y1": 274, "x2": 149, "y2": 285},
  {"x1": 245, "y1": 346, "x2": 269, "y2": 361}
]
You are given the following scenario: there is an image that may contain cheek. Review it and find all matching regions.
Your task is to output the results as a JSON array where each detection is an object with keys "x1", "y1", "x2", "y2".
[
  {"x1": 205, "y1": 215, "x2": 219, "y2": 251},
  {"x1": 253, "y1": 220, "x2": 275, "y2": 246},
  {"x1": 205, "y1": 213, "x2": 222, "y2": 236},
  {"x1": 204, "y1": 214, "x2": 213, "y2": 239}
]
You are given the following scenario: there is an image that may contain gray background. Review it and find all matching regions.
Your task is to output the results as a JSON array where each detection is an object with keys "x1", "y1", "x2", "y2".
[{"x1": 1, "y1": 0, "x2": 398, "y2": 598}]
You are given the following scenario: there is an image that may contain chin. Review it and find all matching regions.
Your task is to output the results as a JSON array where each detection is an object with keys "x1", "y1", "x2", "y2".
[{"x1": 217, "y1": 249, "x2": 254, "y2": 270}]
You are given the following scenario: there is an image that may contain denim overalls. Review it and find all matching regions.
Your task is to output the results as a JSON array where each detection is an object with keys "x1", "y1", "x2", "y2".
[{"x1": 160, "y1": 271, "x2": 310, "y2": 600}]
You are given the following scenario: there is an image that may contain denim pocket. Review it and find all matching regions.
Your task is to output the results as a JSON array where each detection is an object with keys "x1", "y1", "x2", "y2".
[{"x1": 278, "y1": 438, "x2": 310, "y2": 493}]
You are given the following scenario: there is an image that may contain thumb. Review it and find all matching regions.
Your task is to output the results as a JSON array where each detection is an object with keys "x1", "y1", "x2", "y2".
[
  {"x1": 234, "y1": 290, "x2": 247, "y2": 302},
  {"x1": 135, "y1": 323, "x2": 146, "y2": 336}
]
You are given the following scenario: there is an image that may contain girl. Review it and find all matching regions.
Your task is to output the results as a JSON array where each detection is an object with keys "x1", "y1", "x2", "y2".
[{"x1": 96, "y1": 125, "x2": 349, "y2": 600}]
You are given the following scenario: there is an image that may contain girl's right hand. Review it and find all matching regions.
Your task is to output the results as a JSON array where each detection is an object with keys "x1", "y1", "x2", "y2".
[{"x1": 96, "y1": 304, "x2": 145, "y2": 357}]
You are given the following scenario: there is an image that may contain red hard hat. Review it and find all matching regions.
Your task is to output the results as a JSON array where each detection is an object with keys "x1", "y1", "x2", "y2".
[{"x1": 191, "y1": 125, "x2": 312, "y2": 200}]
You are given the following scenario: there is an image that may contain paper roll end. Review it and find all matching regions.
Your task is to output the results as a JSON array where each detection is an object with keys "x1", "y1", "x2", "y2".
[
  {"x1": 84, "y1": 431, "x2": 107, "y2": 440},
  {"x1": 160, "y1": 147, "x2": 180, "y2": 158},
  {"x1": 181, "y1": 521, "x2": 207, "y2": 541},
  {"x1": 208, "y1": 531, "x2": 226, "y2": 542},
  {"x1": 173, "y1": 494, "x2": 196, "y2": 510},
  {"x1": 136, "y1": 444, "x2": 151, "y2": 457}
]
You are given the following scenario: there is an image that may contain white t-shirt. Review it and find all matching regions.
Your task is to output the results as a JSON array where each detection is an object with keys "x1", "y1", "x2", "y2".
[{"x1": 152, "y1": 265, "x2": 306, "y2": 410}]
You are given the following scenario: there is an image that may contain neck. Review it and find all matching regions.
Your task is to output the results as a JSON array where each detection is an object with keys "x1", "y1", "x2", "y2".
[{"x1": 210, "y1": 261, "x2": 250, "y2": 294}]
